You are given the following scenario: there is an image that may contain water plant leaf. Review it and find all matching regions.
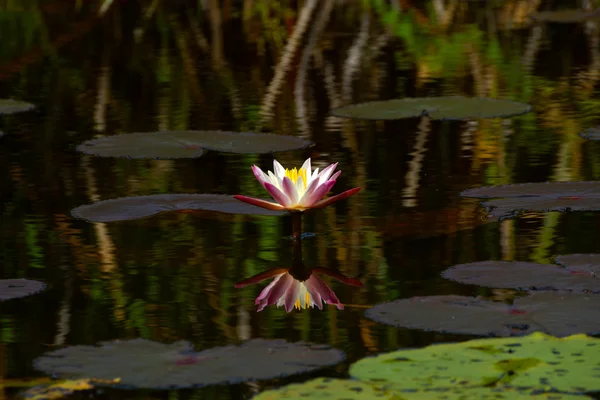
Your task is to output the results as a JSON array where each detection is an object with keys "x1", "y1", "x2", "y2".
[
  {"x1": 0, "y1": 279, "x2": 46, "y2": 301},
  {"x1": 70, "y1": 194, "x2": 286, "y2": 222},
  {"x1": 460, "y1": 182, "x2": 600, "y2": 220},
  {"x1": 350, "y1": 332, "x2": 600, "y2": 393},
  {"x1": 531, "y1": 9, "x2": 600, "y2": 23},
  {"x1": 554, "y1": 254, "x2": 600, "y2": 276},
  {"x1": 579, "y1": 126, "x2": 600, "y2": 140},
  {"x1": 364, "y1": 293, "x2": 600, "y2": 337},
  {"x1": 441, "y1": 260, "x2": 600, "y2": 293},
  {"x1": 21, "y1": 378, "x2": 119, "y2": 400},
  {"x1": 33, "y1": 338, "x2": 346, "y2": 389},
  {"x1": 330, "y1": 97, "x2": 532, "y2": 121},
  {"x1": 0, "y1": 99, "x2": 35, "y2": 115},
  {"x1": 76, "y1": 131, "x2": 312, "y2": 158}
]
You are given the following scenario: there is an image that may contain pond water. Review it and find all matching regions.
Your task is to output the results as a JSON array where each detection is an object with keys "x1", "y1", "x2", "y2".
[{"x1": 2, "y1": 1, "x2": 600, "y2": 399}]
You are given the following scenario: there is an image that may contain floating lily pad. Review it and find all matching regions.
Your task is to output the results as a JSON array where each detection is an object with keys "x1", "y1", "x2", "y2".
[
  {"x1": 531, "y1": 9, "x2": 600, "y2": 23},
  {"x1": 1, "y1": 279, "x2": 46, "y2": 301},
  {"x1": 579, "y1": 126, "x2": 600, "y2": 140},
  {"x1": 350, "y1": 332, "x2": 600, "y2": 393},
  {"x1": 461, "y1": 181, "x2": 600, "y2": 220},
  {"x1": 330, "y1": 97, "x2": 532, "y2": 121},
  {"x1": 555, "y1": 254, "x2": 600, "y2": 275},
  {"x1": 34, "y1": 338, "x2": 346, "y2": 389},
  {"x1": 0, "y1": 99, "x2": 35, "y2": 115},
  {"x1": 441, "y1": 260, "x2": 600, "y2": 293},
  {"x1": 71, "y1": 194, "x2": 286, "y2": 222},
  {"x1": 76, "y1": 131, "x2": 312, "y2": 159},
  {"x1": 364, "y1": 293, "x2": 600, "y2": 337}
]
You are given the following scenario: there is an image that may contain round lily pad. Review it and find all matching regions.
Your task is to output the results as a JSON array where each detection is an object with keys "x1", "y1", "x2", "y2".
[
  {"x1": 555, "y1": 254, "x2": 600, "y2": 275},
  {"x1": 330, "y1": 97, "x2": 532, "y2": 121},
  {"x1": 580, "y1": 126, "x2": 600, "y2": 140},
  {"x1": 0, "y1": 99, "x2": 35, "y2": 115},
  {"x1": 1, "y1": 279, "x2": 46, "y2": 301},
  {"x1": 364, "y1": 293, "x2": 600, "y2": 337},
  {"x1": 531, "y1": 9, "x2": 600, "y2": 23},
  {"x1": 461, "y1": 182, "x2": 600, "y2": 220},
  {"x1": 350, "y1": 331, "x2": 600, "y2": 393},
  {"x1": 441, "y1": 260, "x2": 600, "y2": 293},
  {"x1": 34, "y1": 338, "x2": 346, "y2": 389},
  {"x1": 76, "y1": 131, "x2": 312, "y2": 159},
  {"x1": 70, "y1": 194, "x2": 286, "y2": 222}
]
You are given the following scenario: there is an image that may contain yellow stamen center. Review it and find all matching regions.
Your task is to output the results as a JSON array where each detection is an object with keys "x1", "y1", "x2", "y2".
[
  {"x1": 294, "y1": 292, "x2": 312, "y2": 309},
  {"x1": 285, "y1": 168, "x2": 308, "y2": 189}
]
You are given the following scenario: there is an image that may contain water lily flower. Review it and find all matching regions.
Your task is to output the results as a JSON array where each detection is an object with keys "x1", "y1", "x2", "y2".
[
  {"x1": 235, "y1": 266, "x2": 363, "y2": 312},
  {"x1": 233, "y1": 158, "x2": 360, "y2": 212}
]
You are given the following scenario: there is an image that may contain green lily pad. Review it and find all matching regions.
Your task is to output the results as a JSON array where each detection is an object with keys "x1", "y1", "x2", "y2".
[
  {"x1": 1, "y1": 279, "x2": 46, "y2": 301},
  {"x1": 579, "y1": 126, "x2": 600, "y2": 140},
  {"x1": 0, "y1": 99, "x2": 35, "y2": 115},
  {"x1": 76, "y1": 131, "x2": 312, "y2": 159},
  {"x1": 71, "y1": 194, "x2": 285, "y2": 222},
  {"x1": 330, "y1": 97, "x2": 532, "y2": 121},
  {"x1": 350, "y1": 332, "x2": 600, "y2": 393},
  {"x1": 531, "y1": 9, "x2": 600, "y2": 23},
  {"x1": 441, "y1": 260, "x2": 600, "y2": 293},
  {"x1": 34, "y1": 339, "x2": 346, "y2": 389},
  {"x1": 364, "y1": 293, "x2": 600, "y2": 337},
  {"x1": 461, "y1": 182, "x2": 600, "y2": 220}
]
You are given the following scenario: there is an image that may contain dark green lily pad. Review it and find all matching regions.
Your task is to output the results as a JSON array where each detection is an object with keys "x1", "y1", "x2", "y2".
[
  {"x1": 1, "y1": 279, "x2": 46, "y2": 301},
  {"x1": 34, "y1": 339, "x2": 346, "y2": 389},
  {"x1": 579, "y1": 126, "x2": 600, "y2": 140},
  {"x1": 76, "y1": 131, "x2": 312, "y2": 159},
  {"x1": 0, "y1": 99, "x2": 35, "y2": 115},
  {"x1": 71, "y1": 194, "x2": 285, "y2": 222},
  {"x1": 460, "y1": 182, "x2": 600, "y2": 220},
  {"x1": 531, "y1": 9, "x2": 600, "y2": 23},
  {"x1": 330, "y1": 97, "x2": 532, "y2": 121},
  {"x1": 441, "y1": 260, "x2": 600, "y2": 293},
  {"x1": 364, "y1": 293, "x2": 600, "y2": 337},
  {"x1": 350, "y1": 332, "x2": 600, "y2": 393},
  {"x1": 555, "y1": 254, "x2": 600, "y2": 275}
]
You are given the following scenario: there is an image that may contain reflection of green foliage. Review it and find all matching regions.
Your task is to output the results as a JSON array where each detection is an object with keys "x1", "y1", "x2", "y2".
[{"x1": 24, "y1": 222, "x2": 44, "y2": 269}]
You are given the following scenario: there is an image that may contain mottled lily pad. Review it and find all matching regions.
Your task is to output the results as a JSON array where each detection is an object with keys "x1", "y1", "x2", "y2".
[
  {"x1": 555, "y1": 254, "x2": 600, "y2": 275},
  {"x1": 71, "y1": 194, "x2": 286, "y2": 222},
  {"x1": 461, "y1": 181, "x2": 600, "y2": 220},
  {"x1": 330, "y1": 97, "x2": 532, "y2": 121},
  {"x1": 364, "y1": 293, "x2": 600, "y2": 337},
  {"x1": 531, "y1": 9, "x2": 600, "y2": 23},
  {"x1": 0, "y1": 99, "x2": 35, "y2": 115},
  {"x1": 34, "y1": 338, "x2": 346, "y2": 389},
  {"x1": 579, "y1": 126, "x2": 600, "y2": 140},
  {"x1": 1, "y1": 279, "x2": 46, "y2": 301},
  {"x1": 350, "y1": 332, "x2": 600, "y2": 393},
  {"x1": 441, "y1": 260, "x2": 600, "y2": 293},
  {"x1": 76, "y1": 131, "x2": 312, "y2": 159}
]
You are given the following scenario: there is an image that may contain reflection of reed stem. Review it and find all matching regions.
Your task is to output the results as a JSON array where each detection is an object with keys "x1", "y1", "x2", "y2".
[
  {"x1": 291, "y1": 212, "x2": 302, "y2": 242},
  {"x1": 342, "y1": 14, "x2": 370, "y2": 102},
  {"x1": 53, "y1": 264, "x2": 74, "y2": 346},
  {"x1": 402, "y1": 116, "x2": 431, "y2": 207}
]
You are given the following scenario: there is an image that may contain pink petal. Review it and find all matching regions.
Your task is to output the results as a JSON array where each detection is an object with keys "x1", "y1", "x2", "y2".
[
  {"x1": 264, "y1": 182, "x2": 292, "y2": 207},
  {"x1": 251, "y1": 165, "x2": 270, "y2": 187},
  {"x1": 283, "y1": 280, "x2": 301, "y2": 312},
  {"x1": 316, "y1": 163, "x2": 338, "y2": 185},
  {"x1": 305, "y1": 275, "x2": 343, "y2": 309},
  {"x1": 300, "y1": 180, "x2": 336, "y2": 207},
  {"x1": 298, "y1": 175, "x2": 323, "y2": 205},
  {"x1": 312, "y1": 267, "x2": 363, "y2": 287},
  {"x1": 329, "y1": 170, "x2": 341, "y2": 182},
  {"x1": 233, "y1": 195, "x2": 285, "y2": 211},
  {"x1": 282, "y1": 176, "x2": 299, "y2": 205},
  {"x1": 306, "y1": 282, "x2": 323, "y2": 310},
  {"x1": 311, "y1": 187, "x2": 361, "y2": 209},
  {"x1": 255, "y1": 275, "x2": 283, "y2": 305},
  {"x1": 234, "y1": 268, "x2": 288, "y2": 288},
  {"x1": 264, "y1": 273, "x2": 294, "y2": 306}
]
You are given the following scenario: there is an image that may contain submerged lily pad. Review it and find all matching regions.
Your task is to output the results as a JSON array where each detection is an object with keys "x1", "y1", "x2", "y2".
[
  {"x1": 350, "y1": 332, "x2": 600, "y2": 393},
  {"x1": 365, "y1": 293, "x2": 600, "y2": 337},
  {"x1": 0, "y1": 99, "x2": 35, "y2": 115},
  {"x1": 330, "y1": 97, "x2": 531, "y2": 121},
  {"x1": 71, "y1": 194, "x2": 285, "y2": 222},
  {"x1": 461, "y1": 181, "x2": 600, "y2": 220},
  {"x1": 579, "y1": 126, "x2": 600, "y2": 140},
  {"x1": 1, "y1": 279, "x2": 46, "y2": 301},
  {"x1": 34, "y1": 338, "x2": 346, "y2": 389},
  {"x1": 532, "y1": 9, "x2": 600, "y2": 23},
  {"x1": 441, "y1": 260, "x2": 600, "y2": 293},
  {"x1": 76, "y1": 131, "x2": 312, "y2": 159}
]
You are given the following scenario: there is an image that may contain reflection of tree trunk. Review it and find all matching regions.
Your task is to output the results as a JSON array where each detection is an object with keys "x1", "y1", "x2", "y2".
[
  {"x1": 500, "y1": 219, "x2": 514, "y2": 260},
  {"x1": 260, "y1": 0, "x2": 319, "y2": 121},
  {"x1": 93, "y1": 61, "x2": 110, "y2": 132},
  {"x1": 53, "y1": 265, "x2": 74, "y2": 346},
  {"x1": 342, "y1": 15, "x2": 370, "y2": 103},
  {"x1": 521, "y1": 25, "x2": 543, "y2": 71},
  {"x1": 0, "y1": 343, "x2": 4, "y2": 400},
  {"x1": 402, "y1": 116, "x2": 431, "y2": 207},
  {"x1": 208, "y1": 0, "x2": 224, "y2": 68},
  {"x1": 171, "y1": 16, "x2": 204, "y2": 105}
]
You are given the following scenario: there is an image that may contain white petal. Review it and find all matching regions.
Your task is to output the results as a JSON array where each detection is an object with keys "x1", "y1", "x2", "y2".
[
  {"x1": 273, "y1": 160, "x2": 286, "y2": 178},
  {"x1": 300, "y1": 158, "x2": 311, "y2": 176}
]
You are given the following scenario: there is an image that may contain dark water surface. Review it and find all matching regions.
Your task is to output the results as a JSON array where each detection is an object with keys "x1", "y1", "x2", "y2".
[{"x1": 2, "y1": 1, "x2": 600, "y2": 399}]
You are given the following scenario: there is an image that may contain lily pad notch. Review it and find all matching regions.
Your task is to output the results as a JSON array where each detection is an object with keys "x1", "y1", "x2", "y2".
[{"x1": 330, "y1": 96, "x2": 532, "y2": 121}]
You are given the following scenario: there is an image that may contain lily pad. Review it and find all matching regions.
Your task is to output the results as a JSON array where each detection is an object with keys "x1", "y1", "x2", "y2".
[
  {"x1": 579, "y1": 126, "x2": 600, "y2": 140},
  {"x1": 350, "y1": 332, "x2": 600, "y2": 393},
  {"x1": 555, "y1": 254, "x2": 600, "y2": 275},
  {"x1": 531, "y1": 9, "x2": 600, "y2": 23},
  {"x1": 364, "y1": 293, "x2": 600, "y2": 337},
  {"x1": 0, "y1": 99, "x2": 35, "y2": 115},
  {"x1": 330, "y1": 97, "x2": 532, "y2": 121},
  {"x1": 71, "y1": 194, "x2": 286, "y2": 222},
  {"x1": 76, "y1": 131, "x2": 312, "y2": 159},
  {"x1": 1, "y1": 279, "x2": 46, "y2": 301},
  {"x1": 441, "y1": 260, "x2": 600, "y2": 293},
  {"x1": 34, "y1": 338, "x2": 346, "y2": 389},
  {"x1": 460, "y1": 181, "x2": 600, "y2": 220}
]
